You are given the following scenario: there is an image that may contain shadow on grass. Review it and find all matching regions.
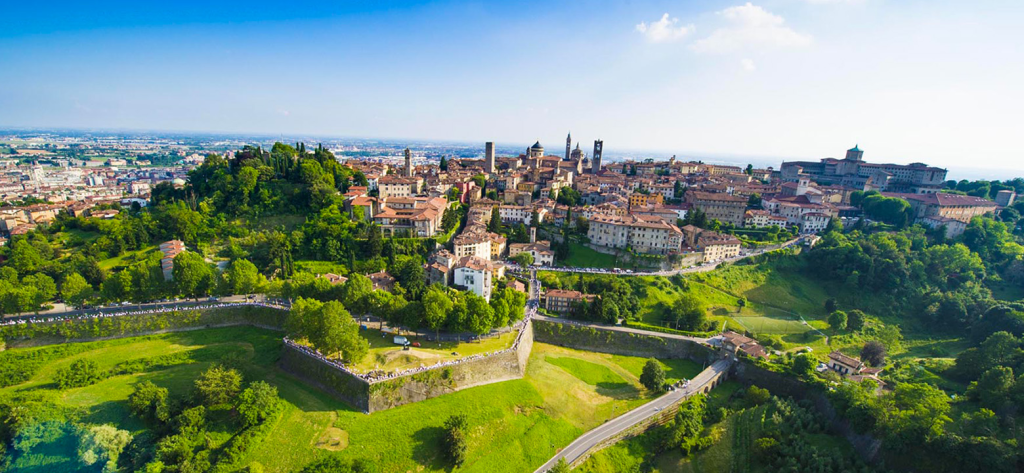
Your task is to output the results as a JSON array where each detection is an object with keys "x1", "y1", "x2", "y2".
[
  {"x1": 411, "y1": 425, "x2": 445, "y2": 470},
  {"x1": 595, "y1": 382, "x2": 635, "y2": 396}
]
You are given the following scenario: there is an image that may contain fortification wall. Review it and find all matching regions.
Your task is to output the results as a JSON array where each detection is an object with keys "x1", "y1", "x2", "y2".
[
  {"x1": 366, "y1": 321, "x2": 534, "y2": 412},
  {"x1": 532, "y1": 319, "x2": 715, "y2": 362},
  {"x1": 1, "y1": 305, "x2": 287, "y2": 349},
  {"x1": 279, "y1": 342, "x2": 372, "y2": 412}
]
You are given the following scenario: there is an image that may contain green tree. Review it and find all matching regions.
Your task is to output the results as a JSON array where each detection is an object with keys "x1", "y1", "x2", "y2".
[
  {"x1": 224, "y1": 258, "x2": 263, "y2": 295},
  {"x1": 548, "y1": 458, "x2": 570, "y2": 473},
  {"x1": 488, "y1": 206, "x2": 502, "y2": 232},
  {"x1": 443, "y1": 414, "x2": 468, "y2": 467},
  {"x1": 54, "y1": 359, "x2": 102, "y2": 389},
  {"x1": 512, "y1": 252, "x2": 534, "y2": 267},
  {"x1": 746, "y1": 385, "x2": 771, "y2": 405},
  {"x1": 194, "y1": 365, "x2": 242, "y2": 406},
  {"x1": 969, "y1": 366, "x2": 1015, "y2": 409},
  {"x1": 128, "y1": 381, "x2": 170, "y2": 422},
  {"x1": 77, "y1": 424, "x2": 133, "y2": 473},
  {"x1": 791, "y1": 353, "x2": 816, "y2": 377},
  {"x1": 173, "y1": 251, "x2": 214, "y2": 299},
  {"x1": 423, "y1": 285, "x2": 454, "y2": 340},
  {"x1": 640, "y1": 358, "x2": 666, "y2": 391},
  {"x1": 670, "y1": 294, "x2": 706, "y2": 331},
  {"x1": 829, "y1": 310, "x2": 848, "y2": 331},
  {"x1": 847, "y1": 309, "x2": 867, "y2": 331},
  {"x1": 236, "y1": 381, "x2": 282, "y2": 427}
]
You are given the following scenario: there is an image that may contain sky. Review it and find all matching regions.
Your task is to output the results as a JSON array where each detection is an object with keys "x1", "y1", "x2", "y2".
[{"x1": 1, "y1": 0, "x2": 1022, "y2": 174}]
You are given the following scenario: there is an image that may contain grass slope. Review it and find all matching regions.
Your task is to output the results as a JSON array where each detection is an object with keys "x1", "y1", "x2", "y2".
[{"x1": 3, "y1": 328, "x2": 688, "y2": 473}]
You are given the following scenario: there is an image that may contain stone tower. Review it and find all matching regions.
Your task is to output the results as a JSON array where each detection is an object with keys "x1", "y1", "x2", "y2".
[
  {"x1": 565, "y1": 132, "x2": 571, "y2": 161},
  {"x1": 845, "y1": 145, "x2": 864, "y2": 162},
  {"x1": 592, "y1": 140, "x2": 604, "y2": 174},
  {"x1": 485, "y1": 142, "x2": 495, "y2": 174},
  {"x1": 404, "y1": 148, "x2": 413, "y2": 177}
]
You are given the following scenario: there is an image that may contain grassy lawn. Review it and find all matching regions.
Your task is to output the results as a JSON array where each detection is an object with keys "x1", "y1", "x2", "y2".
[
  {"x1": 347, "y1": 328, "x2": 517, "y2": 373},
  {"x1": 97, "y1": 245, "x2": 160, "y2": 271},
  {"x1": 3, "y1": 327, "x2": 685, "y2": 473},
  {"x1": 295, "y1": 260, "x2": 349, "y2": 275},
  {"x1": 563, "y1": 242, "x2": 619, "y2": 269}
]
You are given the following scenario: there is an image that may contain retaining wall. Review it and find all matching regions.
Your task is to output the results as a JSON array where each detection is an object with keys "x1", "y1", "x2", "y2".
[
  {"x1": 1, "y1": 305, "x2": 287, "y2": 349},
  {"x1": 280, "y1": 321, "x2": 535, "y2": 413},
  {"x1": 532, "y1": 319, "x2": 715, "y2": 362}
]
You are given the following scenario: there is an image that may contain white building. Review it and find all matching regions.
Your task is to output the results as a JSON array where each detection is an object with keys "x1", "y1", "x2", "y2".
[{"x1": 453, "y1": 256, "x2": 493, "y2": 301}]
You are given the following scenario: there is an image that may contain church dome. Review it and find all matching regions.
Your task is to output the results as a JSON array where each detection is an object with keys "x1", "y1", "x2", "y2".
[{"x1": 531, "y1": 141, "x2": 543, "y2": 150}]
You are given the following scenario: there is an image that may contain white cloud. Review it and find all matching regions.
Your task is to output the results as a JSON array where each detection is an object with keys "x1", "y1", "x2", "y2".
[
  {"x1": 636, "y1": 13, "x2": 695, "y2": 43},
  {"x1": 691, "y1": 3, "x2": 811, "y2": 54},
  {"x1": 741, "y1": 58, "x2": 756, "y2": 71}
]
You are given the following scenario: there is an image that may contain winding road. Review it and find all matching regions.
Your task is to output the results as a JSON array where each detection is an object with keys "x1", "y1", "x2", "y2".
[{"x1": 533, "y1": 358, "x2": 733, "y2": 473}]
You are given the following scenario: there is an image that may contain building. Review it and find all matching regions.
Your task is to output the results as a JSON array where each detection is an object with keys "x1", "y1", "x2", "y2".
[
  {"x1": 721, "y1": 331, "x2": 768, "y2": 359},
  {"x1": 319, "y1": 273, "x2": 348, "y2": 285},
  {"x1": 544, "y1": 289, "x2": 594, "y2": 314},
  {"x1": 629, "y1": 192, "x2": 663, "y2": 208},
  {"x1": 378, "y1": 175, "x2": 422, "y2": 199},
  {"x1": 453, "y1": 230, "x2": 492, "y2": 260},
  {"x1": 403, "y1": 148, "x2": 413, "y2": 178},
  {"x1": 159, "y1": 240, "x2": 186, "y2": 281},
  {"x1": 828, "y1": 350, "x2": 864, "y2": 375},
  {"x1": 680, "y1": 226, "x2": 742, "y2": 263},
  {"x1": 780, "y1": 146, "x2": 947, "y2": 194},
  {"x1": 995, "y1": 189, "x2": 1016, "y2": 207},
  {"x1": 587, "y1": 213, "x2": 683, "y2": 255},
  {"x1": 743, "y1": 209, "x2": 788, "y2": 229},
  {"x1": 367, "y1": 271, "x2": 396, "y2": 291},
  {"x1": 592, "y1": 140, "x2": 603, "y2": 174},
  {"x1": 484, "y1": 141, "x2": 496, "y2": 174},
  {"x1": 372, "y1": 196, "x2": 447, "y2": 237},
  {"x1": 508, "y1": 241, "x2": 555, "y2": 266},
  {"x1": 453, "y1": 256, "x2": 494, "y2": 301},
  {"x1": 920, "y1": 215, "x2": 969, "y2": 239},
  {"x1": 685, "y1": 191, "x2": 748, "y2": 226},
  {"x1": 886, "y1": 192, "x2": 997, "y2": 223}
]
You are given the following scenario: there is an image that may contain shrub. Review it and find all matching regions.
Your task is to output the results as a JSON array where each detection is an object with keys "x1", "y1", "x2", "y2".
[
  {"x1": 194, "y1": 365, "x2": 242, "y2": 406},
  {"x1": 640, "y1": 358, "x2": 666, "y2": 391},
  {"x1": 746, "y1": 385, "x2": 771, "y2": 405},
  {"x1": 54, "y1": 359, "x2": 103, "y2": 389},
  {"x1": 236, "y1": 381, "x2": 281, "y2": 428},
  {"x1": 443, "y1": 414, "x2": 468, "y2": 466},
  {"x1": 128, "y1": 381, "x2": 170, "y2": 422}
]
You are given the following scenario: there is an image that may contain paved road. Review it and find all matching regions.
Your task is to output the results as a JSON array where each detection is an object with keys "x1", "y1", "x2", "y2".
[
  {"x1": 532, "y1": 314, "x2": 709, "y2": 344},
  {"x1": 2, "y1": 294, "x2": 263, "y2": 321},
  {"x1": 533, "y1": 358, "x2": 733, "y2": 473}
]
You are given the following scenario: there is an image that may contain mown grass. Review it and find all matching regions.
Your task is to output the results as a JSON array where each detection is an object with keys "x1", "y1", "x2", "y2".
[
  {"x1": 4, "y1": 327, "x2": 685, "y2": 473},
  {"x1": 563, "y1": 242, "x2": 619, "y2": 269},
  {"x1": 97, "y1": 245, "x2": 160, "y2": 271},
  {"x1": 294, "y1": 260, "x2": 349, "y2": 275},
  {"x1": 348, "y1": 328, "x2": 517, "y2": 373}
]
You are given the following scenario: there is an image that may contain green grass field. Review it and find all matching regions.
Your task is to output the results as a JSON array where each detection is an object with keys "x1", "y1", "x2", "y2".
[
  {"x1": 2, "y1": 327, "x2": 689, "y2": 473},
  {"x1": 563, "y1": 242, "x2": 619, "y2": 269},
  {"x1": 348, "y1": 328, "x2": 517, "y2": 373},
  {"x1": 294, "y1": 260, "x2": 349, "y2": 275},
  {"x1": 98, "y1": 245, "x2": 160, "y2": 271}
]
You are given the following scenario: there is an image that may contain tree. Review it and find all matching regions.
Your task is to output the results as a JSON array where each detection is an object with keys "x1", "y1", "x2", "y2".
[
  {"x1": 488, "y1": 206, "x2": 502, "y2": 232},
  {"x1": 423, "y1": 285, "x2": 453, "y2": 340},
  {"x1": 439, "y1": 155, "x2": 448, "y2": 171},
  {"x1": 828, "y1": 310, "x2": 848, "y2": 332},
  {"x1": 173, "y1": 251, "x2": 214, "y2": 299},
  {"x1": 670, "y1": 294, "x2": 706, "y2": 331},
  {"x1": 548, "y1": 458, "x2": 570, "y2": 473},
  {"x1": 824, "y1": 298, "x2": 837, "y2": 313},
  {"x1": 791, "y1": 353, "x2": 816, "y2": 377},
  {"x1": 969, "y1": 366, "x2": 1015, "y2": 409},
  {"x1": 237, "y1": 381, "x2": 282, "y2": 427},
  {"x1": 847, "y1": 309, "x2": 866, "y2": 331},
  {"x1": 443, "y1": 414, "x2": 468, "y2": 467},
  {"x1": 512, "y1": 252, "x2": 534, "y2": 267},
  {"x1": 61, "y1": 272, "x2": 93, "y2": 308},
  {"x1": 313, "y1": 301, "x2": 368, "y2": 362},
  {"x1": 77, "y1": 424, "x2": 133, "y2": 473},
  {"x1": 128, "y1": 381, "x2": 170, "y2": 422},
  {"x1": 54, "y1": 359, "x2": 102, "y2": 389},
  {"x1": 194, "y1": 365, "x2": 242, "y2": 406},
  {"x1": 861, "y1": 340, "x2": 887, "y2": 367},
  {"x1": 224, "y1": 258, "x2": 263, "y2": 295},
  {"x1": 341, "y1": 273, "x2": 373, "y2": 315},
  {"x1": 640, "y1": 358, "x2": 666, "y2": 391},
  {"x1": 746, "y1": 385, "x2": 770, "y2": 405}
]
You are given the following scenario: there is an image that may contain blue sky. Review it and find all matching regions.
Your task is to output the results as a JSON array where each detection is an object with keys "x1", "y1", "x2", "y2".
[{"x1": 1, "y1": 0, "x2": 1022, "y2": 173}]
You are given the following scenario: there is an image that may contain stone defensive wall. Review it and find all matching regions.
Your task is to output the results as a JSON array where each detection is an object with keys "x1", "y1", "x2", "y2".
[
  {"x1": 532, "y1": 318, "x2": 716, "y2": 363},
  {"x1": 0, "y1": 303, "x2": 287, "y2": 349},
  {"x1": 280, "y1": 320, "x2": 535, "y2": 413}
]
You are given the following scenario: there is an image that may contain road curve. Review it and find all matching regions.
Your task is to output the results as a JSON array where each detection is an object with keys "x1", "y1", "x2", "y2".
[{"x1": 533, "y1": 358, "x2": 733, "y2": 473}]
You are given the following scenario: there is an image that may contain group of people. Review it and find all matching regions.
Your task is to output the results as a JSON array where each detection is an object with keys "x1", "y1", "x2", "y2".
[
  {"x1": 287, "y1": 289, "x2": 541, "y2": 384},
  {"x1": 0, "y1": 301, "x2": 286, "y2": 328}
]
